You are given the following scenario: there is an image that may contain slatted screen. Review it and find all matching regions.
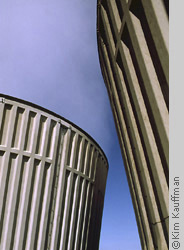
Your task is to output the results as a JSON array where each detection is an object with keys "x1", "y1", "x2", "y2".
[
  {"x1": 97, "y1": 0, "x2": 169, "y2": 249},
  {"x1": 0, "y1": 95, "x2": 108, "y2": 250}
]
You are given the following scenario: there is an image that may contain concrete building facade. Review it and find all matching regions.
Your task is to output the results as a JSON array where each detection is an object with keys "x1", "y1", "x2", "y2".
[
  {"x1": 0, "y1": 94, "x2": 108, "y2": 250},
  {"x1": 97, "y1": 0, "x2": 169, "y2": 249}
]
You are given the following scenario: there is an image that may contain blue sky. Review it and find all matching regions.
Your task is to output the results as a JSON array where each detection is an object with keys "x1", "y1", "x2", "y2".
[{"x1": 0, "y1": 0, "x2": 141, "y2": 249}]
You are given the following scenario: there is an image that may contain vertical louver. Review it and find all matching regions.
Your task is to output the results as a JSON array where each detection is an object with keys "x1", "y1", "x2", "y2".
[
  {"x1": 97, "y1": 0, "x2": 169, "y2": 249},
  {"x1": 0, "y1": 95, "x2": 108, "y2": 250}
]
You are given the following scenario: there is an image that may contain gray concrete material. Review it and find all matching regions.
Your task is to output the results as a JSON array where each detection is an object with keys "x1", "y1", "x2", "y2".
[
  {"x1": 99, "y1": 2, "x2": 168, "y2": 166},
  {"x1": 99, "y1": 38, "x2": 167, "y2": 249},
  {"x1": 111, "y1": 102, "x2": 154, "y2": 250},
  {"x1": 118, "y1": 39, "x2": 169, "y2": 167},
  {"x1": 141, "y1": 0, "x2": 169, "y2": 84},
  {"x1": 117, "y1": 44, "x2": 169, "y2": 219},
  {"x1": 107, "y1": 0, "x2": 122, "y2": 31},
  {"x1": 124, "y1": 11, "x2": 169, "y2": 164},
  {"x1": 0, "y1": 95, "x2": 108, "y2": 250},
  {"x1": 100, "y1": 7, "x2": 166, "y2": 221},
  {"x1": 97, "y1": 0, "x2": 169, "y2": 248}
]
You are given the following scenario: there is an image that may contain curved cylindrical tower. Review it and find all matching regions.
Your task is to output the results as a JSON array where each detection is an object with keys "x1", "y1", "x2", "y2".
[
  {"x1": 97, "y1": 0, "x2": 169, "y2": 249},
  {"x1": 0, "y1": 94, "x2": 108, "y2": 250}
]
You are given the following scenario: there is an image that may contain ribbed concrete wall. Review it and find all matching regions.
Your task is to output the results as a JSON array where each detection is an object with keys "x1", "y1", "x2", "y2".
[
  {"x1": 0, "y1": 95, "x2": 108, "y2": 250},
  {"x1": 97, "y1": 0, "x2": 169, "y2": 249}
]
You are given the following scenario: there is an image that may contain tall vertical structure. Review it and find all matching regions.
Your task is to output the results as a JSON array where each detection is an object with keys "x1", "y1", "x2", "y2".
[
  {"x1": 0, "y1": 94, "x2": 108, "y2": 250},
  {"x1": 97, "y1": 0, "x2": 169, "y2": 249}
]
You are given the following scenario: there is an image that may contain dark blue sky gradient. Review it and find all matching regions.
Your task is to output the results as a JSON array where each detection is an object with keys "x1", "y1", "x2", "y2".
[{"x1": 0, "y1": 1, "x2": 141, "y2": 249}]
